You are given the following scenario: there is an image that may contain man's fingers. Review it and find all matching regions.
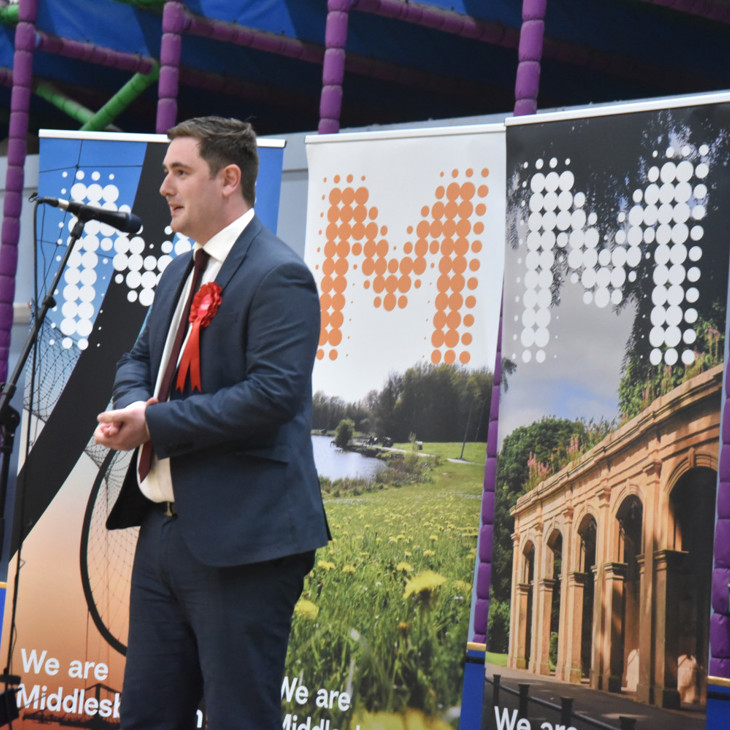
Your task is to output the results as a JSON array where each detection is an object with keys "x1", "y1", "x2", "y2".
[{"x1": 97, "y1": 409, "x2": 124, "y2": 424}]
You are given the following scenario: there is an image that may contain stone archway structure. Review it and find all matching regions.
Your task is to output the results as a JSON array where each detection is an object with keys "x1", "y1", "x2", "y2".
[{"x1": 508, "y1": 363, "x2": 723, "y2": 709}]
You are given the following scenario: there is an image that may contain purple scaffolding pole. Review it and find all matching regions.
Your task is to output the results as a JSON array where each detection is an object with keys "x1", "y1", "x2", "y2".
[
  {"x1": 314, "y1": 0, "x2": 542, "y2": 643},
  {"x1": 711, "y1": 369, "x2": 730, "y2": 679},
  {"x1": 318, "y1": 0, "x2": 519, "y2": 134},
  {"x1": 36, "y1": 32, "x2": 154, "y2": 74},
  {"x1": 514, "y1": 0, "x2": 546, "y2": 116},
  {"x1": 472, "y1": 302, "x2": 502, "y2": 644},
  {"x1": 0, "y1": 0, "x2": 37, "y2": 383},
  {"x1": 157, "y1": 0, "x2": 186, "y2": 133},
  {"x1": 319, "y1": 0, "x2": 351, "y2": 134},
  {"x1": 353, "y1": 0, "x2": 516, "y2": 46},
  {"x1": 0, "y1": 7, "x2": 157, "y2": 381}
]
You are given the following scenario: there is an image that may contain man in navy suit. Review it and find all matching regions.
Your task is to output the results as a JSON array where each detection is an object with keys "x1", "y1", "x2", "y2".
[{"x1": 94, "y1": 116, "x2": 329, "y2": 729}]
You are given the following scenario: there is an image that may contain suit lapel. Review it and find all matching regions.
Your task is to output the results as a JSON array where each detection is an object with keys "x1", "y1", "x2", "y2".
[{"x1": 214, "y1": 214, "x2": 262, "y2": 292}]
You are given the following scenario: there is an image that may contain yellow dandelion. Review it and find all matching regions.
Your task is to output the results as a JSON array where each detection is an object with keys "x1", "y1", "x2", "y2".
[
  {"x1": 453, "y1": 580, "x2": 472, "y2": 594},
  {"x1": 396, "y1": 561, "x2": 412, "y2": 573},
  {"x1": 353, "y1": 708, "x2": 453, "y2": 730},
  {"x1": 423, "y1": 549, "x2": 435, "y2": 558},
  {"x1": 397, "y1": 621, "x2": 409, "y2": 634},
  {"x1": 342, "y1": 564, "x2": 356, "y2": 574},
  {"x1": 294, "y1": 599, "x2": 319, "y2": 620},
  {"x1": 317, "y1": 560, "x2": 335, "y2": 572},
  {"x1": 403, "y1": 570, "x2": 446, "y2": 599},
  {"x1": 429, "y1": 534, "x2": 438, "y2": 541}
]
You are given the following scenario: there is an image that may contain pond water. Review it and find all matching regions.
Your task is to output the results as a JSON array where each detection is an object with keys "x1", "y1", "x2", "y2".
[{"x1": 311, "y1": 434, "x2": 388, "y2": 481}]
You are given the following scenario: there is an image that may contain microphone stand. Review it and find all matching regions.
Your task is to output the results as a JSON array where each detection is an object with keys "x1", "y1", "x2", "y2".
[{"x1": 0, "y1": 215, "x2": 88, "y2": 725}]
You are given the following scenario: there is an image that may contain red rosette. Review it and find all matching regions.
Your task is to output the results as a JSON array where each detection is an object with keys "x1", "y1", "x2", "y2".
[{"x1": 176, "y1": 282, "x2": 222, "y2": 392}]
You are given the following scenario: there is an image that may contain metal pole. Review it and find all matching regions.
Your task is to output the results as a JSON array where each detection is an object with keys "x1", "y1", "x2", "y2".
[{"x1": 518, "y1": 683, "x2": 530, "y2": 718}]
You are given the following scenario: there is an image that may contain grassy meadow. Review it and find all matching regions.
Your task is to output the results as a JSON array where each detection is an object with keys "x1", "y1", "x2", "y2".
[
  {"x1": 285, "y1": 449, "x2": 486, "y2": 729},
  {"x1": 392, "y1": 441, "x2": 488, "y2": 465}
]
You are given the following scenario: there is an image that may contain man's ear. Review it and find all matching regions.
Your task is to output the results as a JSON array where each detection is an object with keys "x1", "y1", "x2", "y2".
[{"x1": 220, "y1": 163, "x2": 242, "y2": 198}]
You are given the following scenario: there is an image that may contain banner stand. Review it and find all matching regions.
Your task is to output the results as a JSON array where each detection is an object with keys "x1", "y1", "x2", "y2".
[
  {"x1": 459, "y1": 643, "x2": 486, "y2": 730},
  {"x1": 707, "y1": 680, "x2": 730, "y2": 729}
]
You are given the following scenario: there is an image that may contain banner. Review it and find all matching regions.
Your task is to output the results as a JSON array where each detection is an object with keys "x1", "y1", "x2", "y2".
[
  {"x1": 299, "y1": 125, "x2": 505, "y2": 729},
  {"x1": 1, "y1": 130, "x2": 284, "y2": 728},
  {"x1": 489, "y1": 94, "x2": 730, "y2": 730}
]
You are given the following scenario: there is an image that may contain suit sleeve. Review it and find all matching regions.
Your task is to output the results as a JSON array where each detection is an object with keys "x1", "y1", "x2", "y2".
[{"x1": 144, "y1": 259, "x2": 320, "y2": 458}]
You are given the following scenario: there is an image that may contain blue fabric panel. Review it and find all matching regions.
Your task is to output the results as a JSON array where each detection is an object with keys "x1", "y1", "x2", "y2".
[{"x1": 35, "y1": 0, "x2": 159, "y2": 57}]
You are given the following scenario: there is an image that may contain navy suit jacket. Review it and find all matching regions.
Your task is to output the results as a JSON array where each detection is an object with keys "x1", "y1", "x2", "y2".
[{"x1": 106, "y1": 214, "x2": 330, "y2": 567}]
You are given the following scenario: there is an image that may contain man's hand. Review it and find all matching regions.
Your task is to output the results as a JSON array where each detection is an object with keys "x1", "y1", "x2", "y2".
[{"x1": 94, "y1": 398, "x2": 158, "y2": 451}]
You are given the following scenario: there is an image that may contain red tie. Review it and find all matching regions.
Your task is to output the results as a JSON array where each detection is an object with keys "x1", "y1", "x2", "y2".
[{"x1": 138, "y1": 249, "x2": 210, "y2": 481}]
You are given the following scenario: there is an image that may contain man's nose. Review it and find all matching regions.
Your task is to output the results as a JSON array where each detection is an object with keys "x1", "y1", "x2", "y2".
[{"x1": 159, "y1": 174, "x2": 172, "y2": 197}]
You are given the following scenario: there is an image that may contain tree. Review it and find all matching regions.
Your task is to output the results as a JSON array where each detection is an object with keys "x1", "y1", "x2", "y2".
[
  {"x1": 383, "y1": 363, "x2": 493, "y2": 442},
  {"x1": 312, "y1": 391, "x2": 347, "y2": 431},
  {"x1": 334, "y1": 418, "x2": 355, "y2": 449},
  {"x1": 372, "y1": 372, "x2": 404, "y2": 438}
]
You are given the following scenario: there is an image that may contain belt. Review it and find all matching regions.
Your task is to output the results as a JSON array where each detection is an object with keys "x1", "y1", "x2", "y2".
[{"x1": 157, "y1": 501, "x2": 177, "y2": 517}]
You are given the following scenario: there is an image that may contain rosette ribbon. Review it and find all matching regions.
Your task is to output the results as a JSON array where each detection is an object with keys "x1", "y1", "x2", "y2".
[{"x1": 176, "y1": 282, "x2": 222, "y2": 392}]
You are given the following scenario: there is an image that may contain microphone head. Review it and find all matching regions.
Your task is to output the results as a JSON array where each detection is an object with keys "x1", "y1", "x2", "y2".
[{"x1": 124, "y1": 213, "x2": 143, "y2": 235}]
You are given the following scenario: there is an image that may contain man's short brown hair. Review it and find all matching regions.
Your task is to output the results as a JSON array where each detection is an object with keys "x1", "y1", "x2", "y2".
[{"x1": 167, "y1": 117, "x2": 259, "y2": 206}]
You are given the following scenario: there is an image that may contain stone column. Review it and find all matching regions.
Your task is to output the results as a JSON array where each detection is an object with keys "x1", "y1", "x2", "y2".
[
  {"x1": 637, "y1": 460, "x2": 661, "y2": 704},
  {"x1": 591, "y1": 487, "x2": 612, "y2": 690},
  {"x1": 513, "y1": 583, "x2": 532, "y2": 670},
  {"x1": 565, "y1": 572, "x2": 587, "y2": 683},
  {"x1": 555, "y1": 507, "x2": 574, "y2": 680},
  {"x1": 536, "y1": 578, "x2": 556, "y2": 675},
  {"x1": 653, "y1": 549, "x2": 687, "y2": 709},
  {"x1": 529, "y1": 524, "x2": 545, "y2": 673},
  {"x1": 604, "y1": 561, "x2": 627, "y2": 693}
]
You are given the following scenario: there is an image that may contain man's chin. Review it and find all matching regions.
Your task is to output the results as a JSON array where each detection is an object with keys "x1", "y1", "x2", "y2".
[{"x1": 169, "y1": 218, "x2": 185, "y2": 234}]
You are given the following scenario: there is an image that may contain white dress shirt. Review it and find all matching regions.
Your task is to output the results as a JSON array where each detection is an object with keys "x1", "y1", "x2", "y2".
[{"x1": 139, "y1": 208, "x2": 255, "y2": 502}]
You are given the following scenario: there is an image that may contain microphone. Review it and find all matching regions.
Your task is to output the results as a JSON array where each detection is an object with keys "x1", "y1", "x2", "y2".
[{"x1": 37, "y1": 197, "x2": 143, "y2": 235}]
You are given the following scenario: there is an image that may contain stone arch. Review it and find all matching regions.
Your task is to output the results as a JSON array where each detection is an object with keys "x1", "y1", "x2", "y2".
[
  {"x1": 607, "y1": 483, "x2": 642, "y2": 562},
  {"x1": 659, "y1": 465, "x2": 717, "y2": 707},
  {"x1": 612, "y1": 494, "x2": 643, "y2": 693},
  {"x1": 514, "y1": 539, "x2": 536, "y2": 669},
  {"x1": 519, "y1": 536, "x2": 536, "y2": 584},
  {"x1": 615, "y1": 494, "x2": 643, "y2": 564},
  {"x1": 662, "y1": 450, "x2": 717, "y2": 506}
]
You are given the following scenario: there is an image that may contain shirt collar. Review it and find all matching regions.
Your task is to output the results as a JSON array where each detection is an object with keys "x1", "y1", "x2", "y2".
[{"x1": 193, "y1": 208, "x2": 255, "y2": 264}]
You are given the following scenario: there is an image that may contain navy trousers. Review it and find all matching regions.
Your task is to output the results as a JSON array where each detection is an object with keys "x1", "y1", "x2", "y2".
[{"x1": 120, "y1": 506, "x2": 314, "y2": 729}]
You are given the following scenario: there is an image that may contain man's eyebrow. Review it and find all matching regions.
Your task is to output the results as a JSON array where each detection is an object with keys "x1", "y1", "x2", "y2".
[{"x1": 162, "y1": 161, "x2": 190, "y2": 172}]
